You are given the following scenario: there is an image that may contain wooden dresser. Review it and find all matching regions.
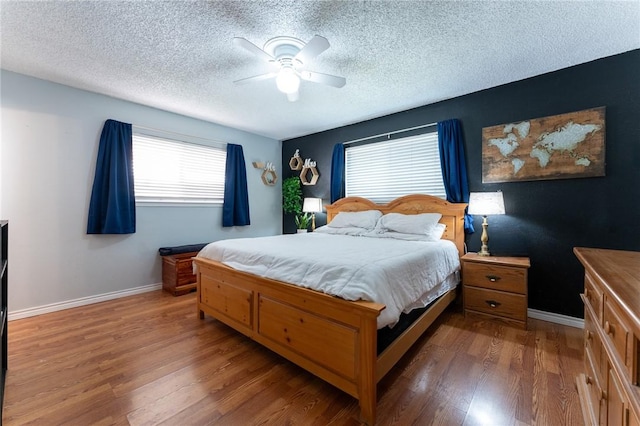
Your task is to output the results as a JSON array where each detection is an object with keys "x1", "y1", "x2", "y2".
[
  {"x1": 574, "y1": 247, "x2": 640, "y2": 426},
  {"x1": 462, "y1": 253, "x2": 530, "y2": 329}
]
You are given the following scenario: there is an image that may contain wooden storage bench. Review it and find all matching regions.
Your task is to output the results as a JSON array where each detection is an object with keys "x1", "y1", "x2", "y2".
[
  {"x1": 162, "y1": 252, "x2": 198, "y2": 296},
  {"x1": 159, "y1": 243, "x2": 208, "y2": 296}
]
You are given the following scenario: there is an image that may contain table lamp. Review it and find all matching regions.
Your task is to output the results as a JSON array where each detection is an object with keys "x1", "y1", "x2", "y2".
[
  {"x1": 302, "y1": 198, "x2": 323, "y2": 231},
  {"x1": 468, "y1": 191, "x2": 505, "y2": 256}
]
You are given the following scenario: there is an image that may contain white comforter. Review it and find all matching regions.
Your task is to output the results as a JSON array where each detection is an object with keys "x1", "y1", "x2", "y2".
[{"x1": 197, "y1": 233, "x2": 460, "y2": 328}]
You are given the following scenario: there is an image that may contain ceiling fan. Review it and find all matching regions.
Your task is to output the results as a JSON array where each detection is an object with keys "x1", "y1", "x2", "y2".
[{"x1": 232, "y1": 35, "x2": 346, "y2": 102}]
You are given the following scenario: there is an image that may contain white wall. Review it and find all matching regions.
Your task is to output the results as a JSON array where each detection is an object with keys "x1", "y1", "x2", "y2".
[{"x1": 0, "y1": 70, "x2": 282, "y2": 314}]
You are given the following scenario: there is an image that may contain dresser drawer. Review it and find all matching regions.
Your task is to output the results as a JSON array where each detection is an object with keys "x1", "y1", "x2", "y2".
[
  {"x1": 585, "y1": 308, "x2": 605, "y2": 382},
  {"x1": 604, "y1": 298, "x2": 631, "y2": 375},
  {"x1": 464, "y1": 286, "x2": 527, "y2": 321},
  {"x1": 463, "y1": 262, "x2": 526, "y2": 294},
  {"x1": 584, "y1": 344, "x2": 606, "y2": 425},
  {"x1": 584, "y1": 272, "x2": 604, "y2": 325}
]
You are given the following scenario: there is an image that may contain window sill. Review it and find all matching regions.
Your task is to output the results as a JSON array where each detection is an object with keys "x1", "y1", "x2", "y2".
[{"x1": 136, "y1": 201, "x2": 223, "y2": 208}]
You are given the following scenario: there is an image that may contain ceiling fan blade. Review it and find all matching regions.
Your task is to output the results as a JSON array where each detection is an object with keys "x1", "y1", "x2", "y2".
[
  {"x1": 294, "y1": 35, "x2": 330, "y2": 64},
  {"x1": 233, "y1": 72, "x2": 278, "y2": 85},
  {"x1": 233, "y1": 37, "x2": 275, "y2": 62},
  {"x1": 287, "y1": 91, "x2": 299, "y2": 102},
  {"x1": 298, "y1": 70, "x2": 346, "y2": 88}
]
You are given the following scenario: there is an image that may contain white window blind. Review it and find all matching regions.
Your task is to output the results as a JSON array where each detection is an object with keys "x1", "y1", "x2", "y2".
[
  {"x1": 345, "y1": 132, "x2": 446, "y2": 203},
  {"x1": 132, "y1": 134, "x2": 226, "y2": 204}
]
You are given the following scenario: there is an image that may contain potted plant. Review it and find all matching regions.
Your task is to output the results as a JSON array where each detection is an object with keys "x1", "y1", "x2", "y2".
[
  {"x1": 283, "y1": 176, "x2": 307, "y2": 232},
  {"x1": 294, "y1": 212, "x2": 312, "y2": 232}
]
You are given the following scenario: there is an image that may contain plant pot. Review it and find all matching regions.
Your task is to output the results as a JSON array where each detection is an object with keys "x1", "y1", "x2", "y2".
[{"x1": 296, "y1": 229, "x2": 308, "y2": 233}]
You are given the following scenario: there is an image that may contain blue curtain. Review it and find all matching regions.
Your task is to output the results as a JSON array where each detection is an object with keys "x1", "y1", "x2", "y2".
[
  {"x1": 438, "y1": 119, "x2": 474, "y2": 233},
  {"x1": 87, "y1": 119, "x2": 136, "y2": 234},
  {"x1": 330, "y1": 143, "x2": 345, "y2": 203},
  {"x1": 222, "y1": 144, "x2": 250, "y2": 227}
]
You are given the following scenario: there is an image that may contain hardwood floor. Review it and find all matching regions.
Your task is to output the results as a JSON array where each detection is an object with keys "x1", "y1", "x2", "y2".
[{"x1": 2, "y1": 291, "x2": 584, "y2": 425}]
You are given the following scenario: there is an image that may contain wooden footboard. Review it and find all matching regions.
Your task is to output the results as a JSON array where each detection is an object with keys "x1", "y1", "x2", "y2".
[
  {"x1": 195, "y1": 257, "x2": 456, "y2": 425},
  {"x1": 195, "y1": 256, "x2": 385, "y2": 424}
]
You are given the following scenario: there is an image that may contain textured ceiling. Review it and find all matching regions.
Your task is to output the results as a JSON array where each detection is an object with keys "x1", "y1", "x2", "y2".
[{"x1": 1, "y1": 1, "x2": 639, "y2": 140}]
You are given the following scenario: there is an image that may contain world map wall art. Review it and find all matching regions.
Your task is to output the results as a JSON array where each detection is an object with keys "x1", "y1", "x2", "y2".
[{"x1": 481, "y1": 107, "x2": 605, "y2": 183}]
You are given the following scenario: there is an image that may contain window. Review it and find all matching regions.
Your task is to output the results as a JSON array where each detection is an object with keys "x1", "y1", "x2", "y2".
[
  {"x1": 132, "y1": 133, "x2": 226, "y2": 204},
  {"x1": 345, "y1": 131, "x2": 446, "y2": 203}
]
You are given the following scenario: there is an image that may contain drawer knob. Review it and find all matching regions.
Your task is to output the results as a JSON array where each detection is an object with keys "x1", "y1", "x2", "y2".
[
  {"x1": 486, "y1": 300, "x2": 501, "y2": 308},
  {"x1": 586, "y1": 330, "x2": 593, "y2": 340},
  {"x1": 586, "y1": 375, "x2": 593, "y2": 385},
  {"x1": 486, "y1": 275, "x2": 501, "y2": 282},
  {"x1": 605, "y1": 321, "x2": 614, "y2": 336}
]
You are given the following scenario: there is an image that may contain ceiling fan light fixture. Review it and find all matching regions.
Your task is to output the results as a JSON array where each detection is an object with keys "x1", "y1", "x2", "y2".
[
  {"x1": 275, "y1": 67, "x2": 300, "y2": 94},
  {"x1": 233, "y1": 35, "x2": 345, "y2": 102}
]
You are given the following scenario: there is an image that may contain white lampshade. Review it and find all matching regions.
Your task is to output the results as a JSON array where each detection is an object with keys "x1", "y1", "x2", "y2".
[
  {"x1": 276, "y1": 67, "x2": 300, "y2": 94},
  {"x1": 302, "y1": 197, "x2": 323, "y2": 213},
  {"x1": 468, "y1": 192, "x2": 505, "y2": 216}
]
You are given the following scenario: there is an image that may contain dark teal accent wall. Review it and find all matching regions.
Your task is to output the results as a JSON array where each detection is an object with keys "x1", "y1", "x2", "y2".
[{"x1": 282, "y1": 50, "x2": 640, "y2": 318}]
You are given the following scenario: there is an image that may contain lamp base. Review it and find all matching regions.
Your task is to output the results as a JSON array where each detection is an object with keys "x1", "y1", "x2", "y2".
[
  {"x1": 478, "y1": 216, "x2": 491, "y2": 256},
  {"x1": 478, "y1": 245, "x2": 491, "y2": 256}
]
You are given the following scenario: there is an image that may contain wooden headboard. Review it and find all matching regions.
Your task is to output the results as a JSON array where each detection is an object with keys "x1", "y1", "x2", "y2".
[{"x1": 325, "y1": 194, "x2": 467, "y2": 255}]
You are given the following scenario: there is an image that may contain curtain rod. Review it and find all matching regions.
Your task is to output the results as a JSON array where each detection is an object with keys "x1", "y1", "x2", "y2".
[
  {"x1": 343, "y1": 122, "x2": 437, "y2": 146},
  {"x1": 131, "y1": 124, "x2": 228, "y2": 147}
]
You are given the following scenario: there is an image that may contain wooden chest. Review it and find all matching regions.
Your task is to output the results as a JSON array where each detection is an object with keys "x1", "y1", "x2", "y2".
[{"x1": 162, "y1": 251, "x2": 198, "y2": 296}]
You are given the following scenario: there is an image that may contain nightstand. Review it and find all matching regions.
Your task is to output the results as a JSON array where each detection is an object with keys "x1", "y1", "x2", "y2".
[{"x1": 461, "y1": 253, "x2": 531, "y2": 329}]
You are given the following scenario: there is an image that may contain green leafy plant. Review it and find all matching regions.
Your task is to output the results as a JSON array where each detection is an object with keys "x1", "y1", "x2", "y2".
[
  {"x1": 295, "y1": 212, "x2": 312, "y2": 230},
  {"x1": 282, "y1": 177, "x2": 312, "y2": 230},
  {"x1": 282, "y1": 176, "x2": 303, "y2": 215}
]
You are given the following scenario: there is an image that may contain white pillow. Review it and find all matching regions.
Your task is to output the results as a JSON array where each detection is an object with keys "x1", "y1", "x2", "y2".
[
  {"x1": 371, "y1": 232, "x2": 433, "y2": 242},
  {"x1": 314, "y1": 225, "x2": 369, "y2": 236},
  {"x1": 376, "y1": 212, "x2": 442, "y2": 235},
  {"x1": 328, "y1": 210, "x2": 382, "y2": 229},
  {"x1": 429, "y1": 223, "x2": 447, "y2": 240},
  {"x1": 371, "y1": 224, "x2": 447, "y2": 242}
]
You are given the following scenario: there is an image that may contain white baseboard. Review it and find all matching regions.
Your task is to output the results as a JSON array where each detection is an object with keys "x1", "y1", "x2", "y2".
[
  {"x1": 8, "y1": 282, "x2": 163, "y2": 321},
  {"x1": 528, "y1": 308, "x2": 584, "y2": 329},
  {"x1": 7, "y1": 285, "x2": 584, "y2": 329}
]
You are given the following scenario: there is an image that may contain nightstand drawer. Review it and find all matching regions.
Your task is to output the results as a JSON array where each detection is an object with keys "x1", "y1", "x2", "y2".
[
  {"x1": 463, "y1": 262, "x2": 526, "y2": 294},
  {"x1": 464, "y1": 286, "x2": 527, "y2": 321}
]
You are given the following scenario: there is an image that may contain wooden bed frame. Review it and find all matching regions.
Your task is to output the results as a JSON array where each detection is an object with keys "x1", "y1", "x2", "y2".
[{"x1": 194, "y1": 194, "x2": 467, "y2": 424}]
